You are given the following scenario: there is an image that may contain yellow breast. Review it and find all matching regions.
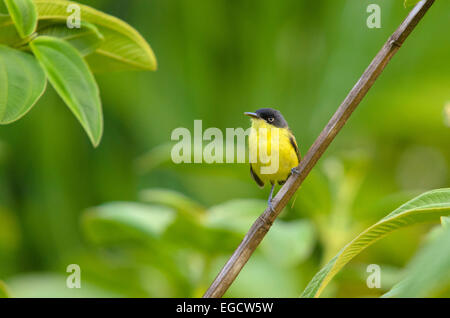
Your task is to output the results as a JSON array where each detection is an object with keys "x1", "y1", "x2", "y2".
[{"x1": 248, "y1": 119, "x2": 299, "y2": 185}]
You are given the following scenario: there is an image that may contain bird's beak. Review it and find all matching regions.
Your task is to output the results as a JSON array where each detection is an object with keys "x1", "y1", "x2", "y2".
[{"x1": 244, "y1": 112, "x2": 259, "y2": 119}]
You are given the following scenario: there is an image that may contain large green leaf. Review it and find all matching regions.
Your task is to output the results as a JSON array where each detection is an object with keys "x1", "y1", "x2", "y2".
[
  {"x1": 301, "y1": 188, "x2": 450, "y2": 298},
  {"x1": 0, "y1": 13, "x2": 22, "y2": 45},
  {"x1": 29, "y1": 36, "x2": 103, "y2": 146},
  {"x1": 383, "y1": 227, "x2": 450, "y2": 298},
  {"x1": 37, "y1": 21, "x2": 104, "y2": 56},
  {"x1": 82, "y1": 202, "x2": 176, "y2": 245},
  {"x1": 33, "y1": 0, "x2": 157, "y2": 72},
  {"x1": 0, "y1": 281, "x2": 10, "y2": 298},
  {"x1": 0, "y1": 45, "x2": 46, "y2": 124},
  {"x1": 4, "y1": 0, "x2": 37, "y2": 38}
]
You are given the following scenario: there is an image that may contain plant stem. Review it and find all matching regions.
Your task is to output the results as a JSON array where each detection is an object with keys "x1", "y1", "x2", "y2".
[
  {"x1": 12, "y1": 32, "x2": 37, "y2": 50},
  {"x1": 203, "y1": 0, "x2": 436, "y2": 298}
]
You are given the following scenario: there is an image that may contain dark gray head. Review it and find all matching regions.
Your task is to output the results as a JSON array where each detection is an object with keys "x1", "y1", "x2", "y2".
[{"x1": 244, "y1": 108, "x2": 288, "y2": 128}]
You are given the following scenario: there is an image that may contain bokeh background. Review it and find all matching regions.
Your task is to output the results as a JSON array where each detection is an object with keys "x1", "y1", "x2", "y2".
[{"x1": 0, "y1": 0, "x2": 449, "y2": 297}]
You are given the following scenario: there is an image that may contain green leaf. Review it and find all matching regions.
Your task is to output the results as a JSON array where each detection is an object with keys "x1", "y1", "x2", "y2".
[
  {"x1": 441, "y1": 216, "x2": 450, "y2": 229},
  {"x1": 301, "y1": 188, "x2": 450, "y2": 298},
  {"x1": 0, "y1": 1, "x2": 7, "y2": 13},
  {"x1": 221, "y1": 254, "x2": 301, "y2": 297},
  {"x1": 82, "y1": 202, "x2": 176, "y2": 245},
  {"x1": 154, "y1": 199, "x2": 266, "y2": 255},
  {"x1": 0, "y1": 281, "x2": 10, "y2": 298},
  {"x1": 6, "y1": 273, "x2": 124, "y2": 297},
  {"x1": 205, "y1": 199, "x2": 316, "y2": 267},
  {"x1": 29, "y1": 36, "x2": 103, "y2": 146},
  {"x1": 33, "y1": 0, "x2": 157, "y2": 72},
  {"x1": 139, "y1": 188, "x2": 206, "y2": 217},
  {"x1": 404, "y1": 0, "x2": 421, "y2": 8},
  {"x1": 383, "y1": 227, "x2": 450, "y2": 298},
  {"x1": 205, "y1": 199, "x2": 268, "y2": 234},
  {"x1": 262, "y1": 220, "x2": 316, "y2": 268},
  {"x1": 0, "y1": 13, "x2": 22, "y2": 45},
  {"x1": 0, "y1": 45, "x2": 46, "y2": 124},
  {"x1": 37, "y1": 21, "x2": 104, "y2": 56},
  {"x1": 4, "y1": 0, "x2": 37, "y2": 37}
]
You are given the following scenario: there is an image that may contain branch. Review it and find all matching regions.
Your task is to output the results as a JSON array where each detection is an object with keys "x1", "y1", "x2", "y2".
[{"x1": 203, "y1": 0, "x2": 435, "y2": 298}]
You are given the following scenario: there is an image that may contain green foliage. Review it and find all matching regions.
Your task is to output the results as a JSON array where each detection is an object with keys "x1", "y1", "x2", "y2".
[
  {"x1": 205, "y1": 199, "x2": 269, "y2": 234},
  {"x1": 383, "y1": 222, "x2": 450, "y2": 297},
  {"x1": 0, "y1": 0, "x2": 449, "y2": 298},
  {"x1": 0, "y1": 14, "x2": 21, "y2": 46},
  {"x1": 404, "y1": 0, "x2": 421, "y2": 8},
  {"x1": 81, "y1": 188, "x2": 450, "y2": 298},
  {"x1": 204, "y1": 199, "x2": 316, "y2": 267},
  {"x1": 442, "y1": 216, "x2": 450, "y2": 229},
  {"x1": 4, "y1": 0, "x2": 37, "y2": 38},
  {"x1": 6, "y1": 273, "x2": 123, "y2": 297},
  {"x1": 30, "y1": 36, "x2": 103, "y2": 146},
  {"x1": 79, "y1": 195, "x2": 316, "y2": 297},
  {"x1": 0, "y1": 281, "x2": 10, "y2": 298},
  {"x1": 302, "y1": 189, "x2": 450, "y2": 298},
  {"x1": 82, "y1": 202, "x2": 176, "y2": 245},
  {"x1": 0, "y1": 45, "x2": 46, "y2": 124},
  {"x1": 33, "y1": 0, "x2": 157, "y2": 72},
  {"x1": 0, "y1": 0, "x2": 156, "y2": 146},
  {"x1": 140, "y1": 188, "x2": 206, "y2": 217},
  {"x1": 37, "y1": 22, "x2": 104, "y2": 56}
]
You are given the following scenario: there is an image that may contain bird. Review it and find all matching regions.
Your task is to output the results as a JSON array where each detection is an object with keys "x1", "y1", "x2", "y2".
[{"x1": 245, "y1": 108, "x2": 301, "y2": 211}]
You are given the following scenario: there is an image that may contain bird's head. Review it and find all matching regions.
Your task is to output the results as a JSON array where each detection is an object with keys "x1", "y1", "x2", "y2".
[{"x1": 244, "y1": 108, "x2": 288, "y2": 128}]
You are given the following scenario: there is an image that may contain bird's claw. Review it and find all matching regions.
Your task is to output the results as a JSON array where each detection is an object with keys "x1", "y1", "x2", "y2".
[
  {"x1": 268, "y1": 199, "x2": 275, "y2": 213},
  {"x1": 291, "y1": 167, "x2": 300, "y2": 175}
]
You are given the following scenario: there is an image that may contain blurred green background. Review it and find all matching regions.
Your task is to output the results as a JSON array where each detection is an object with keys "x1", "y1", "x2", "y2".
[{"x1": 0, "y1": 0, "x2": 449, "y2": 297}]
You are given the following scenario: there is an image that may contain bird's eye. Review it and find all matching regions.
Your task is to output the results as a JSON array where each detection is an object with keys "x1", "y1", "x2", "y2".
[{"x1": 268, "y1": 117, "x2": 274, "y2": 123}]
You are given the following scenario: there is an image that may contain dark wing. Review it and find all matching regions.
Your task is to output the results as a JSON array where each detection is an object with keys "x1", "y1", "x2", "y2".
[
  {"x1": 282, "y1": 133, "x2": 301, "y2": 185},
  {"x1": 289, "y1": 132, "x2": 301, "y2": 162},
  {"x1": 250, "y1": 164, "x2": 264, "y2": 188}
]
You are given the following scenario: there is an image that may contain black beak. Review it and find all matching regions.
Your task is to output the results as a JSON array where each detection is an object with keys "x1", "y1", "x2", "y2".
[{"x1": 244, "y1": 112, "x2": 259, "y2": 119}]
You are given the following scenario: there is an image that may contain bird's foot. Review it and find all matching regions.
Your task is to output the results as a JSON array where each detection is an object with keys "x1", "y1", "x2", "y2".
[
  {"x1": 268, "y1": 199, "x2": 275, "y2": 213},
  {"x1": 291, "y1": 167, "x2": 300, "y2": 175}
]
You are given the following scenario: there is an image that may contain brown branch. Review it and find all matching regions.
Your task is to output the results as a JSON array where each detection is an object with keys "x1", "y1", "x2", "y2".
[{"x1": 203, "y1": 0, "x2": 435, "y2": 298}]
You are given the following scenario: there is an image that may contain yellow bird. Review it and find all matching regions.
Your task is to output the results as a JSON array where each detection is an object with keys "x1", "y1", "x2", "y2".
[{"x1": 245, "y1": 108, "x2": 301, "y2": 211}]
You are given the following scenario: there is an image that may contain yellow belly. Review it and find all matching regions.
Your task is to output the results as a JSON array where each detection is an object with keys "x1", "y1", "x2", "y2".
[{"x1": 249, "y1": 119, "x2": 299, "y2": 185}]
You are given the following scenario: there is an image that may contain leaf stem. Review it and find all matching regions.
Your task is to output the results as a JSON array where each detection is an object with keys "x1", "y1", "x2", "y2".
[{"x1": 12, "y1": 32, "x2": 37, "y2": 50}]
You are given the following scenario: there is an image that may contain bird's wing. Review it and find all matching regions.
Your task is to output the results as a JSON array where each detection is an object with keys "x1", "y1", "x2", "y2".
[
  {"x1": 289, "y1": 132, "x2": 301, "y2": 162},
  {"x1": 250, "y1": 164, "x2": 264, "y2": 188}
]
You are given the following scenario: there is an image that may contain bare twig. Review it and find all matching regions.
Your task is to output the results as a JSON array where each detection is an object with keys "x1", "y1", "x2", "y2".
[{"x1": 203, "y1": 0, "x2": 436, "y2": 298}]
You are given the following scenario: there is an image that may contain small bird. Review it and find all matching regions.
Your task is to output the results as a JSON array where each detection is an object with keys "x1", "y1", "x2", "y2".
[{"x1": 245, "y1": 108, "x2": 301, "y2": 211}]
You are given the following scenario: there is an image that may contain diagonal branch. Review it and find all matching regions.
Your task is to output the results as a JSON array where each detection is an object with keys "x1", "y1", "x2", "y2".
[{"x1": 203, "y1": 0, "x2": 435, "y2": 298}]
